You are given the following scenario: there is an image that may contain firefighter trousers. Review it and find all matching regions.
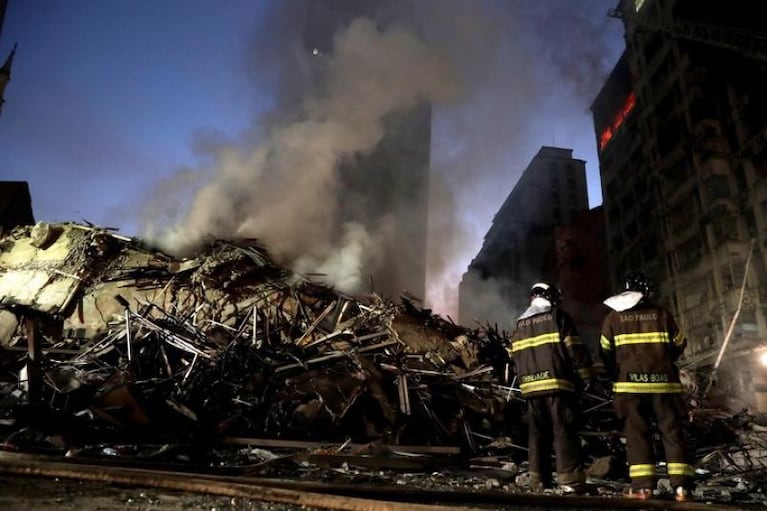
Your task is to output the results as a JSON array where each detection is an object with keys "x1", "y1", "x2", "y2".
[
  {"x1": 614, "y1": 393, "x2": 694, "y2": 490},
  {"x1": 527, "y1": 394, "x2": 584, "y2": 487}
]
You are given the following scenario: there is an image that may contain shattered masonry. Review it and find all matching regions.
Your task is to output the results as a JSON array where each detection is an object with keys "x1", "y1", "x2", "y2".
[
  {"x1": 0, "y1": 222, "x2": 507, "y2": 446},
  {"x1": 0, "y1": 222, "x2": 766, "y2": 504}
]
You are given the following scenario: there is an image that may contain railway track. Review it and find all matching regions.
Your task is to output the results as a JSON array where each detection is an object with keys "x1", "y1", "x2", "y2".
[{"x1": 0, "y1": 451, "x2": 756, "y2": 511}]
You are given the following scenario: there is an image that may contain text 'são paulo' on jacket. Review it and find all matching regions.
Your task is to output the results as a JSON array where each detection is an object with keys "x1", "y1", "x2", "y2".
[{"x1": 508, "y1": 298, "x2": 593, "y2": 398}]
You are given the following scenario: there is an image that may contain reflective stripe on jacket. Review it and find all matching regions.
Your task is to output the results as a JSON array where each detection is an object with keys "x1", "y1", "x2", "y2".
[
  {"x1": 599, "y1": 303, "x2": 686, "y2": 394},
  {"x1": 509, "y1": 309, "x2": 593, "y2": 398}
]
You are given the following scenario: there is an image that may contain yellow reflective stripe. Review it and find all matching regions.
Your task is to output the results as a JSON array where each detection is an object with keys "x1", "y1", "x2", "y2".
[
  {"x1": 667, "y1": 463, "x2": 695, "y2": 476},
  {"x1": 614, "y1": 332, "x2": 670, "y2": 346},
  {"x1": 512, "y1": 332, "x2": 559, "y2": 352},
  {"x1": 600, "y1": 335, "x2": 612, "y2": 351},
  {"x1": 520, "y1": 378, "x2": 575, "y2": 393},
  {"x1": 564, "y1": 335, "x2": 582, "y2": 347},
  {"x1": 630, "y1": 464, "x2": 656, "y2": 477},
  {"x1": 578, "y1": 367, "x2": 593, "y2": 379},
  {"x1": 673, "y1": 331, "x2": 686, "y2": 347},
  {"x1": 613, "y1": 382, "x2": 684, "y2": 393}
]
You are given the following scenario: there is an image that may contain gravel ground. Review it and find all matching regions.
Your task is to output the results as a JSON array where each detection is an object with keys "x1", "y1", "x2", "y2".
[
  {"x1": 0, "y1": 476, "x2": 321, "y2": 511},
  {"x1": 1, "y1": 449, "x2": 766, "y2": 510}
]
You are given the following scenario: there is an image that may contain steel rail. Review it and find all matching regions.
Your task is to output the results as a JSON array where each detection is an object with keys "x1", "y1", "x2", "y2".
[{"x1": 0, "y1": 451, "x2": 757, "y2": 511}]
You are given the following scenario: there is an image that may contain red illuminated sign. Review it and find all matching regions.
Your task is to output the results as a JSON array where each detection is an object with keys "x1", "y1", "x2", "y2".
[{"x1": 599, "y1": 91, "x2": 636, "y2": 151}]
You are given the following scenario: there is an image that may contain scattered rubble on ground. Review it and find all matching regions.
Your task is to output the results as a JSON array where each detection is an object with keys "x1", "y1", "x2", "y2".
[{"x1": 0, "y1": 222, "x2": 765, "y2": 505}]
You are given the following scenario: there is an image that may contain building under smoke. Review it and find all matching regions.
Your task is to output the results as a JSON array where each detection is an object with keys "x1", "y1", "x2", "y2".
[
  {"x1": 458, "y1": 146, "x2": 590, "y2": 329},
  {"x1": 594, "y1": 0, "x2": 767, "y2": 410},
  {"x1": 299, "y1": 0, "x2": 431, "y2": 301}
]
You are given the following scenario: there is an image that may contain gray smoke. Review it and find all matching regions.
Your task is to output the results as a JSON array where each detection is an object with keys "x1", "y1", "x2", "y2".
[
  {"x1": 423, "y1": 0, "x2": 623, "y2": 320},
  {"x1": 143, "y1": 14, "x2": 460, "y2": 293},
  {"x1": 140, "y1": 0, "x2": 623, "y2": 320}
]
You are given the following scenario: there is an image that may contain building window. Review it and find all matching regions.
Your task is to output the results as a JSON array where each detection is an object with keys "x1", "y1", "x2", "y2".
[
  {"x1": 666, "y1": 251, "x2": 676, "y2": 272},
  {"x1": 705, "y1": 175, "x2": 730, "y2": 201},
  {"x1": 710, "y1": 210, "x2": 739, "y2": 245},
  {"x1": 676, "y1": 235, "x2": 703, "y2": 268},
  {"x1": 566, "y1": 166, "x2": 576, "y2": 186},
  {"x1": 611, "y1": 233, "x2": 624, "y2": 253},
  {"x1": 607, "y1": 205, "x2": 621, "y2": 224},
  {"x1": 642, "y1": 243, "x2": 657, "y2": 263},
  {"x1": 642, "y1": 33, "x2": 663, "y2": 64},
  {"x1": 668, "y1": 192, "x2": 699, "y2": 236},
  {"x1": 739, "y1": 309, "x2": 758, "y2": 332},
  {"x1": 625, "y1": 220, "x2": 638, "y2": 238},
  {"x1": 721, "y1": 255, "x2": 746, "y2": 291},
  {"x1": 690, "y1": 97, "x2": 719, "y2": 125},
  {"x1": 664, "y1": 159, "x2": 691, "y2": 193},
  {"x1": 681, "y1": 280, "x2": 706, "y2": 309}
]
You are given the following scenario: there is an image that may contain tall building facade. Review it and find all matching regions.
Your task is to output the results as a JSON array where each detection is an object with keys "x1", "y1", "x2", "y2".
[
  {"x1": 458, "y1": 146, "x2": 590, "y2": 329},
  {"x1": 546, "y1": 207, "x2": 611, "y2": 352},
  {"x1": 594, "y1": 0, "x2": 767, "y2": 409},
  {"x1": 300, "y1": 0, "x2": 431, "y2": 301}
]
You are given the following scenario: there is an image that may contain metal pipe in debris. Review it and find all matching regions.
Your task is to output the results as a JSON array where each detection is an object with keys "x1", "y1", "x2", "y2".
[{"x1": 705, "y1": 239, "x2": 756, "y2": 397}]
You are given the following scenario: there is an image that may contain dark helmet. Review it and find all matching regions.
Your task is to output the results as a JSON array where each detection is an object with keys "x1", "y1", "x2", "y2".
[
  {"x1": 530, "y1": 282, "x2": 562, "y2": 306},
  {"x1": 624, "y1": 271, "x2": 654, "y2": 298}
]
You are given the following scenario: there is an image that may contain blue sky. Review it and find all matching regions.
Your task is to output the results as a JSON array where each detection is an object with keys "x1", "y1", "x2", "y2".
[
  {"x1": 0, "y1": 0, "x2": 624, "y2": 316},
  {"x1": 1, "y1": 1, "x2": 270, "y2": 223}
]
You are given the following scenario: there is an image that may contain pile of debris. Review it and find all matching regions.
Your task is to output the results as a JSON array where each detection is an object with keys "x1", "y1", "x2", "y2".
[
  {"x1": 0, "y1": 222, "x2": 766, "y2": 504},
  {"x1": 0, "y1": 222, "x2": 509, "y2": 450}
]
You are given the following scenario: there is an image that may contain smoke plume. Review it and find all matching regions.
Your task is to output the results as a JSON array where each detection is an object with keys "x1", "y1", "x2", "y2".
[
  {"x1": 140, "y1": 0, "x2": 623, "y2": 321},
  {"x1": 143, "y1": 14, "x2": 460, "y2": 294}
]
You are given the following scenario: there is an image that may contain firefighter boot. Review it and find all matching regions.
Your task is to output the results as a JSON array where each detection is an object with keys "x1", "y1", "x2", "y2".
[
  {"x1": 675, "y1": 486, "x2": 692, "y2": 502},
  {"x1": 626, "y1": 488, "x2": 653, "y2": 500}
]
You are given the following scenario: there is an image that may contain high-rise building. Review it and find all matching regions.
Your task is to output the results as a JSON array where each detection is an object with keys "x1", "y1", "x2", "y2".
[
  {"x1": 299, "y1": 0, "x2": 431, "y2": 301},
  {"x1": 594, "y1": 0, "x2": 767, "y2": 410},
  {"x1": 458, "y1": 146, "x2": 590, "y2": 328}
]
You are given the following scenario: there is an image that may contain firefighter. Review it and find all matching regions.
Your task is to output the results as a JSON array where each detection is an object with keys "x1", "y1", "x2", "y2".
[
  {"x1": 599, "y1": 272, "x2": 694, "y2": 502},
  {"x1": 508, "y1": 282, "x2": 593, "y2": 493}
]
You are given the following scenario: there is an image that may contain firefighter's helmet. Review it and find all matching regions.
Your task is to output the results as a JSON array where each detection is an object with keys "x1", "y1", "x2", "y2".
[
  {"x1": 624, "y1": 271, "x2": 654, "y2": 299},
  {"x1": 530, "y1": 282, "x2": 562, "y2": 306}
]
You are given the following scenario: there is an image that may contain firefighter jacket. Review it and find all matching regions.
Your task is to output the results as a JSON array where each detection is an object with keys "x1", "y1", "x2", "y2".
[
  {"x1": 599, "y1": 301, "x2": 686, "y2": 394},
  {"x1": 508, "y1": 305, "x2": 593, "y2": 398}
]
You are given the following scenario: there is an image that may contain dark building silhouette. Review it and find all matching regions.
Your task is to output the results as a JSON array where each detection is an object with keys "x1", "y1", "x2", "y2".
[
  {"x1": 0, "y1": 0, "x2": 15, "y2": 117},
  {"x1": 594, "y1": 0, "x2": 767, "y2": 410},
  {"x1": 458, "y1": 147, "x2": 591, "y2": 329},
  {"x1": 0, "y1": 181, "x2": 34, "y2": 234}
]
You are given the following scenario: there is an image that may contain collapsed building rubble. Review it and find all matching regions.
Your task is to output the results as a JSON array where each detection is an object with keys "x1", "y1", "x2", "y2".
[
  {"x1": 0, "y1": 222, "x2": 509, "y2": 450},
  {"x1": 0, "y1": 222, "x2": 765, "y2": 505}
]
